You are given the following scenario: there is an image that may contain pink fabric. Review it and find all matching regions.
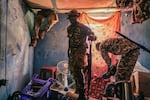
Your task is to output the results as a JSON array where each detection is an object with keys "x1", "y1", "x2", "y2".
[
  {"x1": 78, "y1": 12, "x2": 121, "y2": 99},
  {"x1": 79, "y1": 11, "x2": 121, "y2": 77}
]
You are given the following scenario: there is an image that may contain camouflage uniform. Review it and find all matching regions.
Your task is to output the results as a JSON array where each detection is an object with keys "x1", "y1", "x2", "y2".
[
  {"x1": 100, "y1": 38, "x2": 140, "y2": 81},
  {"x1": 67, "y1": 22, "x2": 95, "y2": 93}
]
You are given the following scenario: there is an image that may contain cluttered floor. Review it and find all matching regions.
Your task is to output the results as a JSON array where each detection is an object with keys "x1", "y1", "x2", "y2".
[{"x1": 9, "y1": 61, "x2": 150, "y2": 100}]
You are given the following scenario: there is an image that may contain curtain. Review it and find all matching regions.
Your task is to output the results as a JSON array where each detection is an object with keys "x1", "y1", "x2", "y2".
[
  {"x1": 78, "y1": 11, "x2": 121, "y2": 99},
  {"x1": 79, "y1": 11, "x2": 121, "y2": 77}
]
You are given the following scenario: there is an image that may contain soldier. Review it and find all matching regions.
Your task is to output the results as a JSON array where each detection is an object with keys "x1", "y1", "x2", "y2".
[
  {"x1": 67, "y1": 9, "x2": 96, "y2": 100},
  {"x1": 96, "y1": 38, "x2": 140, "y2": 99}
]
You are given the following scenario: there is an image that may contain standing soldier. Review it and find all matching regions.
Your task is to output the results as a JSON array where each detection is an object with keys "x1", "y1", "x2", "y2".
[{"x1": 67, "y1": 9, "x2": 96, "y2": 100}]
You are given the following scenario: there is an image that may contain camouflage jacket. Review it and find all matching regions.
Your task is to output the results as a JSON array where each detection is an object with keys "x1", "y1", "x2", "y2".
[
  {"x1": 100, "y1": 38, "x2": 140, "y2": 67},
  {"x1": 67, "y1": 22, "x2": 94, "y2": 49}
]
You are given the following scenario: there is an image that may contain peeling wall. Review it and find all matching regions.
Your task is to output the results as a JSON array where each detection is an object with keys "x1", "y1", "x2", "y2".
[{"x1": 0, "y1": 0, "x2": 33, "y2": 99}]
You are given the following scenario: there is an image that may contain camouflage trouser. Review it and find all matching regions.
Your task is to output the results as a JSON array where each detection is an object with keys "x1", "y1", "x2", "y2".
[
  {"x1": 115, "y1": 49, "x2": 140, "y2": 81},
  {"x1": 68, "y1": 50, "x2": 86, "y2": 93}
]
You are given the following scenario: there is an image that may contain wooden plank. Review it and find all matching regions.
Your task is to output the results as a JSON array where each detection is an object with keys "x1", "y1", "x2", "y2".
[{"x1": 131, "y1": 71, "x2": 150, "y2": 97}]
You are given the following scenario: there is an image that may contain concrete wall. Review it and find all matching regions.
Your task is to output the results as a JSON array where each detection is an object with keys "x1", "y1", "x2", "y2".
[{"x1": 0, "y1": 0, "x2": 33, "y2": 99}]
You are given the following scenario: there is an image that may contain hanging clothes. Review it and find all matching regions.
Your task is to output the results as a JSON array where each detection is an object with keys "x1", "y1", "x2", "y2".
[
  {"x1": 116, "y1": 0, "x2": 133, "y2": 8},
  {"x1": 116, "y1": 0, "x2": 150, "y2": 23},
  {"x1": 132, "y1": 0, "x2": 150, "y2": 23}
]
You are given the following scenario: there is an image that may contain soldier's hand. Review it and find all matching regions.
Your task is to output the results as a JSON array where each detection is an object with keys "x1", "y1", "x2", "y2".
[
  {"x1": 102, "y1": 65, "x2": 116, "y2": 79},
  {"x1": 108, "y1": 65, "x2": 117, "y2": 76}
]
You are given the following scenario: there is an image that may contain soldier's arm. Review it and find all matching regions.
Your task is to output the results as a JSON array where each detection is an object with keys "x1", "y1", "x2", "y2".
[
  {"x1": 101, "y1": 48, "x2": 111, "y2": 68},
  {"x1": 86, "y1": 28, "x2": 96, "y2": 41}
]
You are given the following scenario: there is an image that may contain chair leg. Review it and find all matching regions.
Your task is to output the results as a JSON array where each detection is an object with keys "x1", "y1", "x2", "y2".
[{"x1": 115, "y1": 81, "x2": 134, "y2": 100}]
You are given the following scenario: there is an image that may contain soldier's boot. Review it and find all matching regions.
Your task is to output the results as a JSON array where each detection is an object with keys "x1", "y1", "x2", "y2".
[{"x1": 78, "y1": 89, "x2": 86, "y2": 100}]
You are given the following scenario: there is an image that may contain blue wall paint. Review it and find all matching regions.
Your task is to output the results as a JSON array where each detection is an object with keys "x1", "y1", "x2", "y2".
[
  {"x1": 121, "y1": 11, "x2": 150, "y2": 70},
  {"x1": 34, "y1": 11, "x2": 150, "y2": 75},
  {"x1": 33, "y1": 14, "x2": 69, "y2": 73},
  {"x1": 0, "y1": 0, "x2": 33, "y2": 99}
]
